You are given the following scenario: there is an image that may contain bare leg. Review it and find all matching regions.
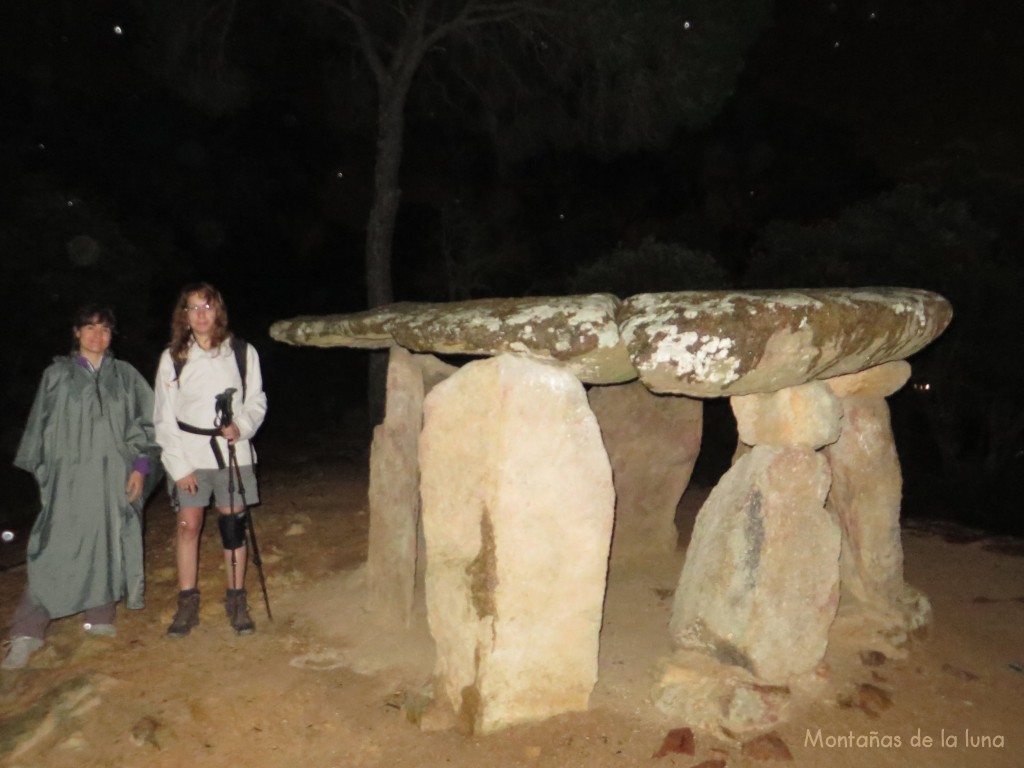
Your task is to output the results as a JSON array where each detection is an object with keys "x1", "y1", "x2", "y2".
[{"x1": 176, "y1": 507, "x2": 205, "y2": 590}]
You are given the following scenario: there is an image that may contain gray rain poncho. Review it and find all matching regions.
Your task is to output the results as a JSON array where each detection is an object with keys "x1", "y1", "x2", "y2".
[{"x1": 13, "y1": 354, "x2": 161, "y2": 618}]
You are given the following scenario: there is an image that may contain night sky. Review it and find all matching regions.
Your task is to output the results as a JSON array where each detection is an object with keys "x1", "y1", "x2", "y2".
[{"x1": 2, "y1": 0, "x2": 1022, "y2": 531}]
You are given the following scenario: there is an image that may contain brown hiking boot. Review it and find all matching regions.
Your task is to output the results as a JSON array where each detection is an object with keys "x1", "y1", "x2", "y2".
[
  {"x1": 167, "y1": 590, "x2": 200, "y2": 638},
  {"x1": 225, "y1": 589, "x2": 255, "y2": 636}
]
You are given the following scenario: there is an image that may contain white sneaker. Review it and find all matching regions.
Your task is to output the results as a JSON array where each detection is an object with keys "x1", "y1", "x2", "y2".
[
  {"x1": 1, "y1": 636, "x2": 44, "y2": 670},
  {"x1": 83, "y1": 623, "x2": 117, "y2": 637}
]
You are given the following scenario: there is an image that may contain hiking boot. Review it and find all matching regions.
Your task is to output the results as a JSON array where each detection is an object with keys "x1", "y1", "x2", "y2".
[
  {"x1": 225, "y1": 589, "x2": 255, "y2": 636},
  {"x1": 167, "y1": 590, "x2": 200, "y2": 638},
  {"x1": 2, "y1": 636, "x2": 44, "y2": 670}
]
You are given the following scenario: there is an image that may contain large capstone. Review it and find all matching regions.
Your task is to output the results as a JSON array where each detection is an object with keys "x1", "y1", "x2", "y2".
[
  {"x1": 419, "y1": 355, "x2": 615, "y2": 733},
  {"x1": 270, "y1": 294, "x2": 636, "y2": 385},
  {"x1": 618, "y1": 288, "x2": 952, "y2": 396}
]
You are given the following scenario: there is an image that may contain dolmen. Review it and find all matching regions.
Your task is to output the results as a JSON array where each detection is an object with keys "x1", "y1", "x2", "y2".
[{"x1": 271, "y1": 287, "x2": 952, "y2": 734}]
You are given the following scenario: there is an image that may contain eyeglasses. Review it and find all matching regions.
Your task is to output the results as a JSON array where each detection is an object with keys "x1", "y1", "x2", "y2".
[{"x1": 186, "y1": 303, "x2": 213, "y2": 314}]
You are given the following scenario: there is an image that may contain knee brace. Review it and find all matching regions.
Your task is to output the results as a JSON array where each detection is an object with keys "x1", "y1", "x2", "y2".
[{"x1": 218, "y1": 510, "x2": 248, "y2": 550}]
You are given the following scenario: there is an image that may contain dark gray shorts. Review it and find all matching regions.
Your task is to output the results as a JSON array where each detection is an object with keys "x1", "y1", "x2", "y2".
[{"x1": 172, "y1": 465, "x2": 260, "y2": 510}]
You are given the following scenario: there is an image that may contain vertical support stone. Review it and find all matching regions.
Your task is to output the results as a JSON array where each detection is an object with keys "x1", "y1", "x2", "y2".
[
  {"x1": 366, "y1": 347, "x2": 424, "y2": 626},
  {"x1": 826, "y1": 397, "x2": 905, "y2": 610},
  {"x1": 823, "y1": 362, "x2": 923, "y2": 626},
  {"x1": 366, "y1": 350, "x2": 457, "y2": 626},
  {"x1": 669, "y1": 446, "x2": 840, "y2": 683},
  {"x1": 420, "y1": 355, "x2": 614, "y2": 733},
  {"x1": 588, "y1": 381, "x2": 702, "y2": 568}
]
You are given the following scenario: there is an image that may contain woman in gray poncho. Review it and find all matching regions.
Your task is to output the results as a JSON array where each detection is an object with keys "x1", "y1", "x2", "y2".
[{"x1": 2, "y1": 305, "x2": 160, "y2": 670}]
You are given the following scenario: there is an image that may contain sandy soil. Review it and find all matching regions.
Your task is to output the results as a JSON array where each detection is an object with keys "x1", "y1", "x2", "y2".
[{"x1": 1, "y1": 437, "x2": 1022, "y2": 768}]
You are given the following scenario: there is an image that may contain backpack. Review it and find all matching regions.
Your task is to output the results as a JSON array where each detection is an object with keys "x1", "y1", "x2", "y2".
[{"x1": 173, "y1": 336, "x2": 249, "y2": 401}]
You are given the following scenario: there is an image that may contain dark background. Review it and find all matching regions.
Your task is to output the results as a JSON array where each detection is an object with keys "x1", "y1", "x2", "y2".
[{"x1": 2, "y1": 0, "x2": 1022, "y2": 536}]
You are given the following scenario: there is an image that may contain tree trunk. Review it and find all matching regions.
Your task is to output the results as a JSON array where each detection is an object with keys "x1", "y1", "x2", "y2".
[
  {"x1": 365, "y1": 92, "x2": 407, "y2": 309},
  {"x1": 366, "y1": 81, "x2": 414, "y2": 426}
]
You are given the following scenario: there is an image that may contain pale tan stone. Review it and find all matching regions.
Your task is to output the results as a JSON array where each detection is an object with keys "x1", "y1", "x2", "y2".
[
  {"x1": 670, "y1": 446, "x2": 840, "y2": 683},
  {"x1": 823, "y1": 361, "x2": 911, "y2": 398},
  {"x1": 824, "y1": 397, "x2": 906, "y2": 612},
  {"x1": 653, "y1": 650, "x2": 791, "y2": 734},
  {"x1": 588, "y1": 381, "x2": 702, "y2": 567},
  {"x1": 410, "y1": 352, "x2": 458, "y2": 392},
  {"x1": 731, "y1": 382, "x2": 842, "y2": 449},
  {"x1": 366, "y1": 347, "x2": 424, "y2": 626},
  {"x1": 420, "y1": 355, "x2": 614, "y2": 733}
]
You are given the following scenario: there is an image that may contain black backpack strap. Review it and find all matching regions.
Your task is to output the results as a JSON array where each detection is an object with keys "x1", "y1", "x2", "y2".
[{"x1": 233, "y1": 337, "x2": 248, "y2": 402}]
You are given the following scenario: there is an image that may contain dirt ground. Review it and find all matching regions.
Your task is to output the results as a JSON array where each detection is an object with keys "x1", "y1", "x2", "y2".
[{"x1": 1, "y1": 436, "x2": 1022, "y2": 768}]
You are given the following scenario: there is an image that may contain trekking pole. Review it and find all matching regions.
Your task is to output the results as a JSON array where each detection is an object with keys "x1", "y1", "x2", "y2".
[{"x1": 229, "y1": 444, "x2": 273, "y2": 621}]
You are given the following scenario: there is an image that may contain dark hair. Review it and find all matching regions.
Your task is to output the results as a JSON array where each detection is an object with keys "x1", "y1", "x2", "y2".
[
  {"x1": 74, "y1": 304, "x2": 117, "y2": 331},
  {"x1": 71, "y1": 304, "x2": 117, "y2": 352}
]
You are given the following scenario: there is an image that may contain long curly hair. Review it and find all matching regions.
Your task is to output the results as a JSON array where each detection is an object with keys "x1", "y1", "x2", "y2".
[{"x1": 168, "y1": 282, "x2": 232, "y2": 373}]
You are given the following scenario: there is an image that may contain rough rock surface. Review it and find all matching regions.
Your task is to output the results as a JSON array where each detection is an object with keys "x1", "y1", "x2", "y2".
[
  {"x1": 823, "y1": 360, "x2": 911, "y2": 398},
  {"x1": 411, "y1": 351, "x2": 459, "y2": 392},
  {"x1": 670, "y1": 446, "x2": 840, "y2": 683},
  {"x1": 270, "y1": 294, "x2": 636, "y2": 385},
  {"x1": 654, "y1": 650, "x2": 792, "y2": 734},
  {"x1": 270, "y1": 303, "x2": 429, "y2": 348},
  {"x1": 731, "y1": 382, "x2": 843, "y2": 449},
  {"x1": 366, "y1": 347, "x2": 424, "y2": 626},
  {"x1": 824, "y1": 396, "x2": 906, "y2": 613},
  {"x1": 618, "y1": 287, "x2": 952, "y2": 396},
  {"x1": 588, "y1": 382, "x2": 702, "y2": 566},
  {"x1": 419, "y1": 355, "x2": 615, "y2": 733},
  {"x1": 270, "y1": 289, "x2": 951, "y2": 395}
]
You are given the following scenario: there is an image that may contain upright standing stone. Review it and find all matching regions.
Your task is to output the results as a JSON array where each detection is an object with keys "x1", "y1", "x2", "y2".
[
  {"x1": 366, "y1": 347, "x2": 425, "y2": 626},
  {"x1": 588, "y1": 381, "x2": 702, "y2": 567},
  {"x1": 822, "y1": 365, "x2": 908, "y2": 615},
  {"x1": 670, "y1": 446, "x2": 840, "y2": 683},
  {"x1": 420, "y1": 355, "x2": 615, "y2": 733}
]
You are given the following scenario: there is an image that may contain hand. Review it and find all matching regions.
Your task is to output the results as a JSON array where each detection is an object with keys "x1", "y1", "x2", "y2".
[
  {"x1": 221, "y1": 423, "x2": 241, "y2": 444},
  {"x1": 176, "y1": 472, "x2": 198, "y2": 496},
  {"x1": 126, "y1": 471, "x2": 144, "y2": 503}
]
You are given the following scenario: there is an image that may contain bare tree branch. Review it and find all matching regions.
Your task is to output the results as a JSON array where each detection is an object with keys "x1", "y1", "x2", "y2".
[{"x1": 314, "y1": 0, "x2": 390, "y2": 84}]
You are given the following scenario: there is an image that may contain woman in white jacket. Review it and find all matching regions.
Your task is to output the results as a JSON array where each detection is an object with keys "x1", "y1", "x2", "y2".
[{"x1": 154, "y1": 283, "x2": 267, "y2": 637}]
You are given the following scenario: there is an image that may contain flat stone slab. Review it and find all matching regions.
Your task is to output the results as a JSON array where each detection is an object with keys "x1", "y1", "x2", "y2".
[
  {"x1": 270, "y1": 294, "x2": 636, "y2": 385},
  {"x1": 619, "y1": 287, "x2": 951, "y2": 396},
  {"x1": 270, "y1": 287, "x2": 951, "y2": 395}
]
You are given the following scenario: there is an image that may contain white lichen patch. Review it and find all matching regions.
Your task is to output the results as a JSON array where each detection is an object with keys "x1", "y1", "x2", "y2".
[
  {"x1": 624, "y1": 290, "x2": 826, "y2": 322},
  {"x1": 643, "y1": 329, "x2": 741, "y2": 385}
]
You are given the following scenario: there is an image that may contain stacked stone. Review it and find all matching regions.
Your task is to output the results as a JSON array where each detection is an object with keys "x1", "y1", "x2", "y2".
[{"x1": 670, "y1": 381, "x2": 843, "y2": 684}]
